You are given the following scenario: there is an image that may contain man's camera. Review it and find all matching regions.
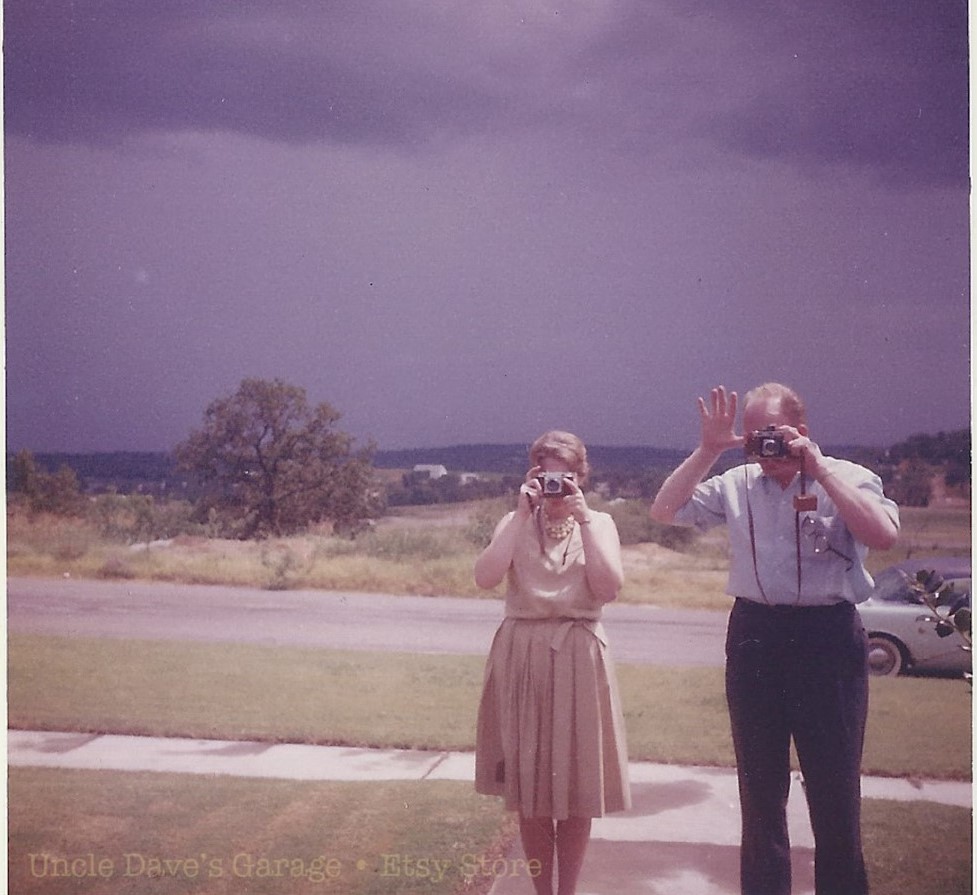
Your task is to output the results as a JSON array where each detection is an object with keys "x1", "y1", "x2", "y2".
[
  {"x1": 744, "y1": 426, "x2": 790, "y2": 458},
  {"x1": 536, "y1": 472, "x2": 576, "y2": 497}
]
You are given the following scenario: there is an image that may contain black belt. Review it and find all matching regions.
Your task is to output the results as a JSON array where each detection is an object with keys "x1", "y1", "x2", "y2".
[{"x1": 735, "y1": 597, "x2": 850, "y2": 613}]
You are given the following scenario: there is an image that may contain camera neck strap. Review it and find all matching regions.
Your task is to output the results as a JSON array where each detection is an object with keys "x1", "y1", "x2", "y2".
[{"x1": 745, "y1": 456, "x2": 809, "y2": 605}]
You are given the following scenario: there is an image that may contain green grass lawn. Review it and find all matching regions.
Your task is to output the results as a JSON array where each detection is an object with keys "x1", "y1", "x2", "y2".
[
  {"x1": 9, "y1": 768, "x2": 517, "y2": 895},
  {"x1": 8, "y1": 634, "x2": 972, "y2": 778},
  {"x1": 8, "y1": 634, "x2": 972, "y2": 895},
  {"x1": 8, "y1": 773, "x2": 970, "y2": 895},
  {"x1": 862, "y1": 800, "x2": 972, "y2": 895}
]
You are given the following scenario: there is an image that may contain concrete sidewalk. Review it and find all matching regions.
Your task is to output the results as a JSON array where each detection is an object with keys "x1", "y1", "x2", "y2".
[{"x1": 9, "y1": 730, "x2": 971, "y2": 895}]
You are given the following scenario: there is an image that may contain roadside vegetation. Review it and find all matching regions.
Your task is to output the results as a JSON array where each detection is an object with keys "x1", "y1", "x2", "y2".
[
  {"x1": 7, "y1": 500, "x2": 971, "y2": 609},
  {"x1": 7, "y1": 376, "x2": 970, "y2": 608}
]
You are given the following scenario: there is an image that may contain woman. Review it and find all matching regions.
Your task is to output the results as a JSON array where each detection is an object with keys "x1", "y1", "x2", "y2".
[{"x1": 474, "y1": 431, "x2": 631, "y2": 895}]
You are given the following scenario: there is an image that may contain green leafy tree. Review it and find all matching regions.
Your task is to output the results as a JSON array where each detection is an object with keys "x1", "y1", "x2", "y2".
[
  {"x1": 887, "y1": 429, "x2": 971, "y2": 498},
  {"x1": 9, "y1": 449, "x2": 84, "y2": 516},
  {"x1": 10, "y1": 449, "x2": 40, "y2": 498},
  {"x1": 174, "y1": 378, "x2": 381, "y2": 538},
  {"x1": 888, "y1": 457, "x2": 934, "y2": 507}
]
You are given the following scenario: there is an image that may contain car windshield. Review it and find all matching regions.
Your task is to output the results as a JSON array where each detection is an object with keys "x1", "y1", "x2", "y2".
[
  {"x1": 871, "y1": 567, "x2": 972, "y2": 606},
  {"x1": 871, "y1": 568, "x2": 922, "y2": 604}
]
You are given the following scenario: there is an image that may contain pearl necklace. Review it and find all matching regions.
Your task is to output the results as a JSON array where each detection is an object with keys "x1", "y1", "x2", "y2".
[{"x1": 542, "y1": 510, "x2": 575, "y2": 541}]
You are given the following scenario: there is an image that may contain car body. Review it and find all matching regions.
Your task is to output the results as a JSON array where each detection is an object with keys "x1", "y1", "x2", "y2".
[{"x1": 857, "y1": 557, "x2": 972, "y2": 677}]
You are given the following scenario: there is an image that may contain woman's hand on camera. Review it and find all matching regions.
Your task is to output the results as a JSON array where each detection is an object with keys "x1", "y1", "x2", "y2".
[
  {"x1": 562, "y1": 477, "x2": 592, "y2": 524},
  {"x1": 518, "y1": 466, "x2": 543, "y2": 517}
]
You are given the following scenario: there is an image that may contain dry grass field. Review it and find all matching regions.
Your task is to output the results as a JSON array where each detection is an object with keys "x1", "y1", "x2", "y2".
[{"x1": 7, "y1": 500, "x2": 970, "y2": 610}]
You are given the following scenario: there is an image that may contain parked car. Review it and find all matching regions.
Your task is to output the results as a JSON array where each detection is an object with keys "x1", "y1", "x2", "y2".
[{"x1": 857, "y1": 557, "x2": 971, "y2": 677}]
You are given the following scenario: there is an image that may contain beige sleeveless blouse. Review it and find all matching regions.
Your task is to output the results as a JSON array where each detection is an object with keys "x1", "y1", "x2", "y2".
[{"x1": 503, "y1": 509, "x2": 614, "y2": 620}]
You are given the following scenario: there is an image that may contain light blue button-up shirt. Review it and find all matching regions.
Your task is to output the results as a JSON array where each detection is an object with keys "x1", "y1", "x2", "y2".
[{"x1": 672, "y1": 457, "x2": 899, "y2": 605}]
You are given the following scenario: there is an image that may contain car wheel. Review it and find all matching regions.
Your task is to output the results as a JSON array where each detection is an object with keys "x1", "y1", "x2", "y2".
[{"x1": 866, "y1": 635, "x2": 906, "y2": 676}]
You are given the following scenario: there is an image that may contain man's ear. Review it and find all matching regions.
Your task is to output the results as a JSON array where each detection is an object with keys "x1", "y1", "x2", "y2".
[{"x1": 798, "y1": 423, "x2": 809, "y2": 437}]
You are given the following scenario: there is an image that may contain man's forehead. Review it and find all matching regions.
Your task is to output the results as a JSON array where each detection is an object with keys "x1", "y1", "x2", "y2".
[{"x1": 743, "y1": 396, "x2": 789, "y2": 423}]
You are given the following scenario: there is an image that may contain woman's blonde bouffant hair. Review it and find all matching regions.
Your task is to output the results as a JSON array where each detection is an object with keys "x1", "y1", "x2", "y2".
[{"x1": 529, "y1": 431, "x2": 590, "y2": 486}]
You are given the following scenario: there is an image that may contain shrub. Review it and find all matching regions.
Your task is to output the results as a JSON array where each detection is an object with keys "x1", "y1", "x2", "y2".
[
  {"x1": 465, "y1": 497, "x2": 513, "y2": 548},
  {"x1": 97, "y1": 556, "x2": 137, "y2": 579},
  {"x1": 602, "y1": 498, "x2": 698, "y2": 549},
  {"x1": 357, "y1": 528, "x2": 466, "y2": 563},
  {"x1": 49, "y1": 528, "x2": 95, "y2": 562},
  {"x1": 9, "y1": 450, "x2": 85, "y2": 516},
  {"x1": 87, "y1": 494, "x2": 198, "y2": 544},
  {"x1": 260, "y1": 543, "x2": 308, "y2": 591}
]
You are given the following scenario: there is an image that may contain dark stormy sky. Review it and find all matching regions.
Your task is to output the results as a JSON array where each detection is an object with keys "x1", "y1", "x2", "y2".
[{"x1": 4, "y1": 1, "x2": 970, "y2": 454}]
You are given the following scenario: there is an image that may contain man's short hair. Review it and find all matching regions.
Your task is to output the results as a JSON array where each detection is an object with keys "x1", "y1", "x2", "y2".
[{"x1": 744, "y1": 382, "x2": 807, "y2": 427}]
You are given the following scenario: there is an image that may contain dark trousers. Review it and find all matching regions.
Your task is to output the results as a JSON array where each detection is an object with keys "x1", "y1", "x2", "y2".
[{"x1": 725, "y1": 598, "x2": 869, "y2": 895}]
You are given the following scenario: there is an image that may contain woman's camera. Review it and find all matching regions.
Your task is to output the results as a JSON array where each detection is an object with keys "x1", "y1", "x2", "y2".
[
  {"x1": 536, "y1": 472, "x2": 576, "y2": 497},
  {"x1": 744, "y1": 426, "x2": 790, "y2": 458}
]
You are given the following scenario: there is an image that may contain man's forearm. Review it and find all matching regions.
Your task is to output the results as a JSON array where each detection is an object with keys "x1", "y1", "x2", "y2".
[
  {"x1": 814, "y1": 468, "x2": 899, "y2": 550},
  {"x1": 649, "y1": 446, "x2": 722, "y2": 523}
]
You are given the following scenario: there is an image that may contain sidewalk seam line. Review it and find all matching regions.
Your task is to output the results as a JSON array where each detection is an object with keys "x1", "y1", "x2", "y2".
[{"x1": 421, "y1": 752, "x2": 450, "y2": 780}]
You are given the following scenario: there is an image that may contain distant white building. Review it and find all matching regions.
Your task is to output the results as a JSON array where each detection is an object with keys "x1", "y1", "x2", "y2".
[{"x1": 412, "y1": 464, "x2": 449, "y2": 480}]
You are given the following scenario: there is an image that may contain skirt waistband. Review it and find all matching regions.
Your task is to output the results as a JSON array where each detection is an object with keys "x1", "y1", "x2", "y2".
[{"x1": 500, "y1": 616, "x2": 607, "y2": 650}]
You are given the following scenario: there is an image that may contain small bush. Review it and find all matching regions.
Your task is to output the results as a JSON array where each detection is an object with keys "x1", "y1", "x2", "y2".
[
  {"x1": 7, "y1": 511, "x2": 101, "y2": 561},
  {"x1": 97, "y1": 556, "x2": 137, "y2": 580},
  {"x1": 465, "y1": 497, "x2": 512, "y2": 547},
  {"x1": 88, "y1": 494, "x2": 198, "y2": 544},
  {"x1": 9, "y1": 451, "x2": 85, "y2": 516},
  {"x1": 603, "y1": 498, "x2": 698, "y2": 549},
  {"x1": 49, "y1": 529, "x2": 95, "y2": 561},
  {"x1": 260, "y1": 543, "x2": 307, "y2": 591},
  {"x1": 357, "y1": 527, "x2": 466, "y2": 562}
]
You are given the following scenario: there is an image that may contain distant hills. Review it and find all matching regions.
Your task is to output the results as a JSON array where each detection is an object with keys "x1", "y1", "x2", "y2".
[
  {"x1": 10, "y1": 432, "x2": 969, "y2": 512},
  {"x1": 371, "y1": 443, "x2": 692, "y2": 474},
  {"x1": 11, "y1": 445, "x2": 689, "y2": 491},
  {"x1": 12, "y1": 451, "x2": 179, "y2": 493},
  {"x1": 8, "y1": 443, "x2": 879, "y2": 494}
]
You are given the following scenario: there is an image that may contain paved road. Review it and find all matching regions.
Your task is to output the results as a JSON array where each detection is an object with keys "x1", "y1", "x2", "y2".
[{"x1": 7, "y1": 577, "x2": 729, "y2": 667}]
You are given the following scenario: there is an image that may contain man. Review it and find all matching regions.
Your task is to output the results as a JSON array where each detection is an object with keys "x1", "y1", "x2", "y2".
[{"x1": 650, "y1": 383, "x2": 899, "y2": 895}]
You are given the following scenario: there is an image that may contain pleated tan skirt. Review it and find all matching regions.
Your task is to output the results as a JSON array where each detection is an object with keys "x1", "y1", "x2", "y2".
[{"x1": 474, "y1": 616, "x2": 631, "y2": 819}]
